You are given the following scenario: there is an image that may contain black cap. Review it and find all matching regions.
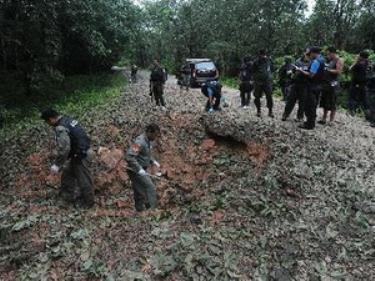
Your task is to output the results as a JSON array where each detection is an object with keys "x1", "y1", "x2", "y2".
[
  {"x1": 310, "y1": 47, "x2": 321, "y2": 54},
  {"x1": 258, "y1": 49, "x2": 267, "y2": 56},
  {"x1": 40, "y1": 108, "x2": 59, "y2": 120}
]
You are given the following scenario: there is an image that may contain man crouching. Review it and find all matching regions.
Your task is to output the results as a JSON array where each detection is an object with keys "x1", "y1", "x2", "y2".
[
  {"x1": 41, "y1": 109, "x2": 95, "y2": 208},
  {"x1": 126, "y1": 124, "x2": 161, "y2": 212}
]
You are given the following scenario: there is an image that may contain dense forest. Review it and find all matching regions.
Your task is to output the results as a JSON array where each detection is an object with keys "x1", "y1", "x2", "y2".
[{"x1": 1, "y1": 0, "x2": 375, "y2": 99}]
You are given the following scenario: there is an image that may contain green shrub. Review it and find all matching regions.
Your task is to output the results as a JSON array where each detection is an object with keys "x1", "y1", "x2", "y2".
[{"x1": 0, "y1": 73, "x2": 125, "y2": 139}]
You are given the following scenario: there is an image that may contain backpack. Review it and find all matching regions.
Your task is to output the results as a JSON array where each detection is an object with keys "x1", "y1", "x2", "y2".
[
  {"x1": 57, "y1": 116, "x2": 91, "y2": 158},
  {"x1": 151, "y1": 67, "x2": 165, "y2": 83},
  {"x1": 253, "y1": 58, "x2": 272, "y2": 82}
]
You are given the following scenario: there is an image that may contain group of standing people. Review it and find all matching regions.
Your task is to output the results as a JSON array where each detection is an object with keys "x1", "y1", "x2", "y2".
[
  {"x1": 238, "y1": 47, "x2": 375, "y2": 129},
  {"x1": 279, "y1": 46, "x2": 343, "y2": 129}
]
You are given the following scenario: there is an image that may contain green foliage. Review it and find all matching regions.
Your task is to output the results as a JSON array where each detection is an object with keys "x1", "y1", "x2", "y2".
[
  {"x1": 135, "y1": 0, "x2": 375, "y2": 76},
  {"x1": 0, "y1": 73, "x2": 125, "y2": 139},
  {"x1": 0, "y1": 0, "x2": 140, "y2": 95},
  {"x1": 220, "y1": 77, "x2": 238, "y2": 89}
]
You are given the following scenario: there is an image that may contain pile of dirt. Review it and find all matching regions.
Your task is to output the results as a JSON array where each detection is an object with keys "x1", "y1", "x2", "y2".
[{"x1": 0, "y1": 72, "x2": 374, "y2": 280}]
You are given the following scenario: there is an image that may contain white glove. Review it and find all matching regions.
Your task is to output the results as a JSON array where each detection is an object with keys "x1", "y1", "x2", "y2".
[
  {"x1": 208, "y1": 108, "x2": 214, "y2": 113},
  {"x1": 153, "y1": 161, "x2": 161, "y2": 168},
  {"x1": 155, "y1": 172, "x2": 162, "y2": 177},
  {"x1": 50, "y1": 164, "x2": 60, "y2": 174},
  {"x1": 138, "y1": 169, "x2": 148, "y2": 176}
]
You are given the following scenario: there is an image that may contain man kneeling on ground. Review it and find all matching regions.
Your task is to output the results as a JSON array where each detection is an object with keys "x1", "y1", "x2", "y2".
[{"x1": 201, "y1": 79, "x2": 222, "y2": 112}]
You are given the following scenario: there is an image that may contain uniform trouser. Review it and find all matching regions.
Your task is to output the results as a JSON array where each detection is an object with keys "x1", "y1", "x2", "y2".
[
  {"x1": 348, "y1": 84, "x2": 367, "y2": 113},
  {"x1": 152, "y1": 83, "x2": 166, "y2": 106},
  {"x1": 61, "y1": 158, "x2": 94, "y2": 205},
  {"x1": 281, "y1": 85, "x2": 292, "y2": 101},
  {"x1": 283, "y1": 83, "x2": 306, "y2": 119},
  {"x1": 367, "y1": 87, "x2": 375, "y2": 124},
  {"x1": 304, "y1": 84, "x2": 322, "y2": 128},
  {"x1": 254, "y1": 82, "x2": 273, "y2": 112},
  {"x1": 128, "y1": 171, "x2": 157, "y2": 212},
  {"x1": 131, "y1": 72, "x2": 137, "y2": 82},
  {"x1": 240, "y1": 81, "x2": 252, "y2": 106}
]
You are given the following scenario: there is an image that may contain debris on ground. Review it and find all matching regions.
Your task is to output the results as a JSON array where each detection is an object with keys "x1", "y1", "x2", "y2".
[{"x1": 0, "y1": 72, "x2": 374, "y2": 280}]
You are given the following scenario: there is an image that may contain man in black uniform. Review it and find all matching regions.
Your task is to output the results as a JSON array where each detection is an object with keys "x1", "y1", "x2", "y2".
[
  {"x1": 278, "y1": 57, "x2": 294, "y2": 101},
  {"x1": 282, "y1": 50, "x2": 311, "y2": 121},
  {"x1": 239, "y1": 56, "x2": 253, "y2": 108},
  {"x1": 252, "y1": 50, "x2": 274, "y2": 118},
  {"x1": 41, "y1": 109, "x2": 94, "y2": 208},
  {"x1": 150, "y1": 60, "x2": 167, "y2": 107},
  {"x1": 296, "y1": 47, "x2": 326, "y2": 130},
  {"x1": 348, "y1": 51, "x2": 371, "y2": 115}
]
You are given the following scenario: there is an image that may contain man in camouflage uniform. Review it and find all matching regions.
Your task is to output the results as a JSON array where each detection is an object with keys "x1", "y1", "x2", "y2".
[
  {"x1": 41, "y1": 109, "x2": 95, "y2": 208},
  {"x1": 150, "y1": 60, "x2": 167, "y2": 107},
  {"x1": 239, "y1": 56, "x2": 253, "y2": 108},
  {"x1": 126, "y1": 124, "x2": 161, "y2": 211},
  {"x1": 252, "y1": 49, "x2": 274, "y2": 118},
  {"x1": 349, "y1": 51, "x2": 370, "y2": 115},
  {"x1": 131, "y1": 64, "x2": 138, "y2": 83}
]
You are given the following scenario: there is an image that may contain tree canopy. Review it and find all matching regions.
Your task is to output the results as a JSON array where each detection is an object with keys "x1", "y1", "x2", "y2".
[{"x1": 1, "y1": 0, "x2": 375, "y2": 93}]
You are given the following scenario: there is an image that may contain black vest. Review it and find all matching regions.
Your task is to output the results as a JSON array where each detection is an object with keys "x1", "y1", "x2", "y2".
[
  {"x1": 150, "y1": 67, "x2": 165, "y2": 83},
  {"x1": 57, "y1": 116, "x2": 90, "y2": 158}
]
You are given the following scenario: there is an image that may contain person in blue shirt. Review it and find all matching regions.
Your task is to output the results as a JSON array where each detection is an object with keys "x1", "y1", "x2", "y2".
[
  {"x1": 296, "y1": 47, "x2": 326, "y2": 130},
  {"x1": 201, "y1": 79, "x2": 222, "y2": 112}
]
